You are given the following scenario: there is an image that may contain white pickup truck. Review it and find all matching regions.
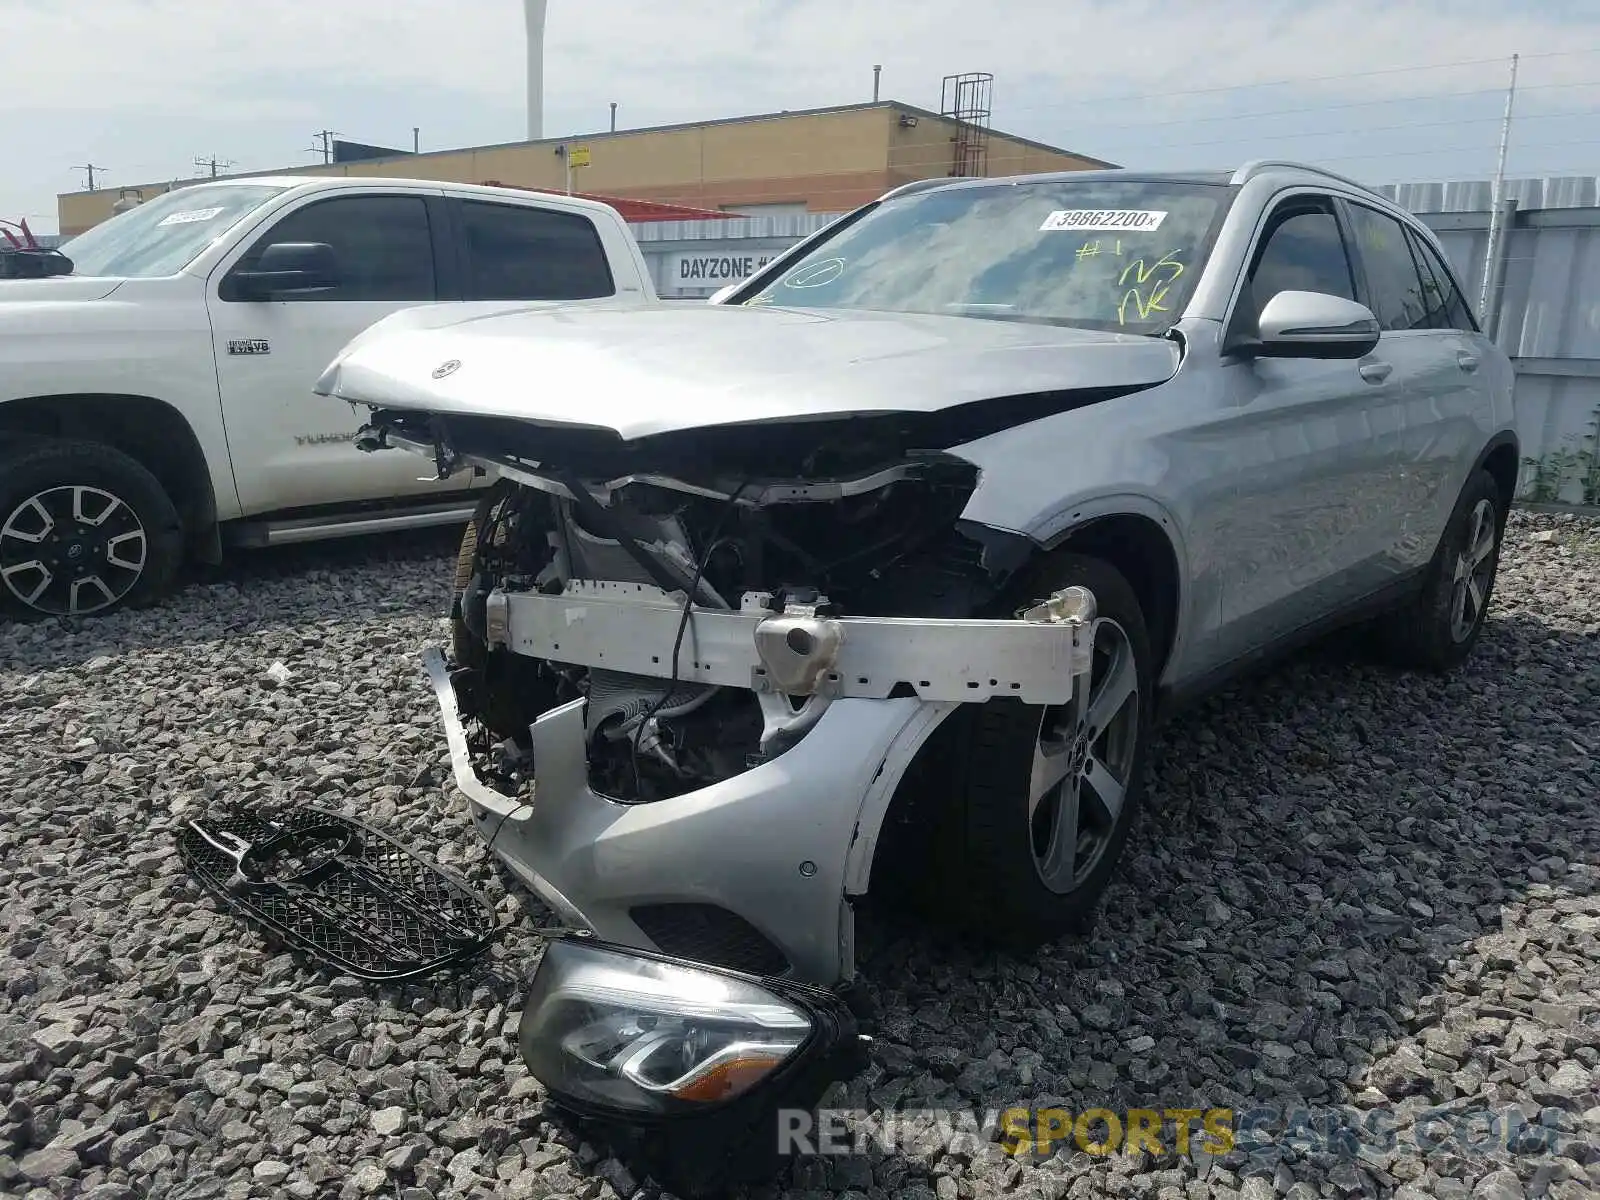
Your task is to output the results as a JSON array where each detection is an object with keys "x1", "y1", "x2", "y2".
[{"x1": 0, "y1": 176, "x2": 658, "y2": 619}]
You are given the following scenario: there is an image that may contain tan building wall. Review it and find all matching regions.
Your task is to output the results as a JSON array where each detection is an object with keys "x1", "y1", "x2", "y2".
[{"x1": 58, "y1": 102, "x2": 1114, "y2": 236}]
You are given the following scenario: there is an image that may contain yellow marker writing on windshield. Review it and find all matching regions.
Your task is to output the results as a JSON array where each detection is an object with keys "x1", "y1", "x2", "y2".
[
  {"x1": 1118, "y1": 281, "x2": 1174, "y2": 324},
  {"x1": 1119, "y1": 250, "x2": 1185, "y2": 287}
]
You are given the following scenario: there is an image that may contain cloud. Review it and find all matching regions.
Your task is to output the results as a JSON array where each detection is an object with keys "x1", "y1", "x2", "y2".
[{"x1": 2, "y1": 0, "x2": 1596, "y2": 227}]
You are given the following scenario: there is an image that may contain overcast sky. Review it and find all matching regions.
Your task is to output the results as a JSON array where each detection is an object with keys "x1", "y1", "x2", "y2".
[{"x1": 3, "y1": 0, "x2": 1598, "y2": 234}]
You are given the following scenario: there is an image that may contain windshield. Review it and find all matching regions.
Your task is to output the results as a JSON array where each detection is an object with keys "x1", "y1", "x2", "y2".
[
  {"x1": 58, "y1": 184, "x2": 288, "y2": 278},
  {"x1": 741, "y1": 178, "x2": 1234, "y2": 334}
]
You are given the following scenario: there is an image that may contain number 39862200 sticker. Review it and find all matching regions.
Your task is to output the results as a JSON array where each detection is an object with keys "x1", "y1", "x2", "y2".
[
  {"x1": 156, "y1": 207, "x2": 227, "y2": 227},
  {"x1": 1040, "y1": 209, "x2": 1167, "y2": 233}
]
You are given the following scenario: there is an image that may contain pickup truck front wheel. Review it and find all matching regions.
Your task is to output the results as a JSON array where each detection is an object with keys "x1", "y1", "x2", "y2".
[{"x1": 0, "y1": 439, "x2": 182, "y2": 619}]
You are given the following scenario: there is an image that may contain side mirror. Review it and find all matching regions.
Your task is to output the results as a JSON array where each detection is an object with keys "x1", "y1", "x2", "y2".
[
  {"x1": 0, "y1": 248, "x2": 73, "y2": 279},
  {"x1": 1239, "y1": 290, "x2": 1381, "y2": 360},
  {"x1": 232, "y1": 242, "x2": 339, "y2": 299}
]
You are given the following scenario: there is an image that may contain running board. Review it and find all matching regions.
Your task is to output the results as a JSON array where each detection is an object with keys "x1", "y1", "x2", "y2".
[{"x1": 225, "y1": 502, "x2": 478, "y2": 548}]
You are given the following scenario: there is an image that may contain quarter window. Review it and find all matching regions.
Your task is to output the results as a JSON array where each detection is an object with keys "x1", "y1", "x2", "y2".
[
  {"x1": 1345, "y1": 203, "x2": 1429, "y2": 332},
  {"x1": 224, "y1": 194, "x2": 436, "y2": 303},
  {"x1": 1405, "y1": 226, "x2": 1479, "y2": 332},
  {"x1": 458, "y1": 201, "x2": 615, "y2": 301}
]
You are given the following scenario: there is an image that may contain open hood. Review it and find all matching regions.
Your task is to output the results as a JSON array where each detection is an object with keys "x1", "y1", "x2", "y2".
[
  {"x1": 0, "y1": 276, "x2": 126, "y2": 304},
  {"x1": 315, "y1": 302, "x2": 1180, "y2": 442}
]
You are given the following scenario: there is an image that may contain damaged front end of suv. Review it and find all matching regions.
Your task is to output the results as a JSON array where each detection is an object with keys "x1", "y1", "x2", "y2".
[
  {"x1": 322, "y1": 310, "x2": 1171, "y2": 985},
  {"x1": 312, "y1": 171, "x2": 1227, "y2": 1183}
]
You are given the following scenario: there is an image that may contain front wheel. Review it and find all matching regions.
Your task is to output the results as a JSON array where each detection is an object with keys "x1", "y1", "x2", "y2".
[
  {"x1": 0, "y1": 439, "x2": 182, "y2": 619},
  {"x1": 926, "y1": 553, "x2": 1154, "y2": 947}
]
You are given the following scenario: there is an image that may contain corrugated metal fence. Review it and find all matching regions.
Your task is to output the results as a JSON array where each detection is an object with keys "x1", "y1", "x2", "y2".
[
  {"x1": 1375, "y1": 178, "x2": 1600, "y2": 508},
  {"x1": 631, "y1": 176, "x2": 1600, "y2": 506}
]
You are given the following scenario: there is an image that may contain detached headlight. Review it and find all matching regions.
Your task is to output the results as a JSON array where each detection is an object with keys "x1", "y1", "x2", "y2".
[{"x1": 520, "y1": 936, "x2": 863, "y2": 1118}]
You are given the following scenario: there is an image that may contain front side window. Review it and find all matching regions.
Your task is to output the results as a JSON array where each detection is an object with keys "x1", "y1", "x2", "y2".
[
  {"x1": 1230, "y1": 199, "x2": 1357, "y2": 340},
  {"x1": 458, "y1": 201, "x2": 615, "y2": 301},
  {"x1": 224, "y1": 195, "x2": 436, "y2": 303},
  {"x1": 739, "y1": 179, "x2": 1234, "y2": 334},
  {"x1": 58, "y1": 185, "x2": 287, "y2": 279},
  {"x1": 1345, "y1": 203, "x2": 1429, "y2": 332}
]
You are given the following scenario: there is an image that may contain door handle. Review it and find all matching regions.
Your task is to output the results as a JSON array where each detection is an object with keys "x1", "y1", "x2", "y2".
[
  {"x1": 1359, "y1": 361, "x2": 1393, "y2": 384},
  {"x1": 1456, "y1": 351, "x2": 1480, "y2": 373}
]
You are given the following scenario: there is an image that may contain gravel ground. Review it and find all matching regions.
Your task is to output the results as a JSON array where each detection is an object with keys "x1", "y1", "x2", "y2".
[{"x1": 2, "y1": 511, "x2": 1598, "y2": 1200}]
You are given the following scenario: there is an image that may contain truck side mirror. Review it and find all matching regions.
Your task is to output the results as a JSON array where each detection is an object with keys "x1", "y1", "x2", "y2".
[{"x1": 231, "y1": 242, "x2": 340, "y2": 299}]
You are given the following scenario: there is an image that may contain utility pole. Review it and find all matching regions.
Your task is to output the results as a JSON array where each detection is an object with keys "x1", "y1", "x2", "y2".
[
  {"x1": 873, "y1": 65, "x2": 882, "y2": 103},
  {"x1": 74, "y1": 164, "x2": 104, "y2": 191},
  {"x1": 307, "y1": 130, "x2": 340, "y2": 165},
  {"x1": 609, "y1": 102, "x2": 617, "y2": 133},
  {"x1": 412, "y1": 127, "x2": 420, "y2": 154},
  {"x1": 193, "y1": 154, "x2": 235, "y2": 179},
  {"x1": 1479, "y1": 53, "x2": 1520, "y2": 325}
]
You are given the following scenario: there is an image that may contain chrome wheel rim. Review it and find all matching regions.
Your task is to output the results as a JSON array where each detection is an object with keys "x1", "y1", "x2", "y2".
[
  {"x1": 1028, "y1": 616, "x2": 1140, "y2": 894},
  {"x1": 0, "y1": 485, "x2": 148, "y2": 615},
  {"x1": 1448, "y1": 498, "x2": 1498, "y2": 643}
]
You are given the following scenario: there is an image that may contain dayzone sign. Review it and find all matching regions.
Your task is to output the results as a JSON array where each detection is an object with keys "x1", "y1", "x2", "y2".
[{"x1": 666, "y1": 251, "x2": 782, "y2": 285}]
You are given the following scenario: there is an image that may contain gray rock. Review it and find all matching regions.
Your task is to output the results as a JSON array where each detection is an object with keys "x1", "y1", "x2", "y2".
[
  {"x1": 1472, "y1": 1168, "x2": 1526, "y2": 1200},
  {"x1": 287, "y1": 1081, "x2": 330, "y2": 1108},
  {"x1": 30, "y1": 1024, "x2": 84, "y2": 1064},
  {"x1": 384, "y1": 1142, "x2": 429, "y2": 1172},
  {"x1": 252, "y1": 1160, "x2": 291, "y2": 1186},
  {"x1": 17, "y1": 1147, "x2": 80, "y2": 1184},
  {"x1": 371, "y1": 1106, "x2": 407, "y2": 1137},
  {"x1": 348, "y1": 1160, "x2": 388, "y2": 1194},
  {"x1": 127, "y1": 1143, "x2": 174, "y2": 1175}
]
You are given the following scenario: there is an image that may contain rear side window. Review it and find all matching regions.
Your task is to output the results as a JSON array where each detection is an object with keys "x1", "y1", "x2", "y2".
[
  {"x1": 1405, "y1": 226, "x2": 1479, "y2": 332},
  {"x1": 1345, "y1": 203, "x2": 1430, "y2": 331},
  {"x1": 225, "y1": 194, "x2": 436, "y2": 303},
  {"x1": 458, "y1": 201, "x2": 615, "y2": 301}
]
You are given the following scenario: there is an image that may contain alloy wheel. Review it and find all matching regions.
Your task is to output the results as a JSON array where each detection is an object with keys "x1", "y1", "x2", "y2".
[
  {"x1": 0, "y1": 484, "x2": 149, "y2": 616},
  {"x1": 1028, "y1": 616, "x2": 1141, "y2": 893},
  {"x1": 1448, "y1": 497, "x2": 1498, "y2": 643}
]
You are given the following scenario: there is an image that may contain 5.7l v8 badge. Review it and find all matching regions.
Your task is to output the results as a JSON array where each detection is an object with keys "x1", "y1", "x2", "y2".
[{"x1": 227, "y1": 338, "x2": 271, "y2": 356}]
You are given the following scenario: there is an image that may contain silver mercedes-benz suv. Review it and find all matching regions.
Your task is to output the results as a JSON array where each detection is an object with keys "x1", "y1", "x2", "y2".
[{"x1": 314, "y1": 159, "x2": 1515, "y2": 1155}]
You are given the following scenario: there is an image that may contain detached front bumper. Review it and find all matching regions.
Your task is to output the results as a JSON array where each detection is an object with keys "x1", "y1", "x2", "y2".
[{"x1": 423, "y1": 583, "x2": 1097, "y2": 988}]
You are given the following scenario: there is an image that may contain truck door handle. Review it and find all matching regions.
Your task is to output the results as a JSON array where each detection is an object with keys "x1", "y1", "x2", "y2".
[
  {"x1": 1359, "y1": 361, "x2": 1393, "y2": 384},
  {"x1": 1456, "y1": 351, "x2": 1479, "y2": 373}
]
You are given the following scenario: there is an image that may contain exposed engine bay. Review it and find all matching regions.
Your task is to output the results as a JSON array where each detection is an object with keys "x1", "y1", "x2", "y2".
[{"x1": 365, "y1": 401, "x2": 1082, "y2": 804}]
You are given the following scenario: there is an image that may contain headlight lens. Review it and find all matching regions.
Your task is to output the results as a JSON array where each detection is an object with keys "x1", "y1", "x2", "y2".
[{"x1": 519, "y1": 938, "x2": 814, "y2": 1115}]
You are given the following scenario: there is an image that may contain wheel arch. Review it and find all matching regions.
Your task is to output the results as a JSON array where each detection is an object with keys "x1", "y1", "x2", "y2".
[
  {"x1": 0, "y1": 393, "x2": 220, "y2": 563},
  {"x1": 1473, "y1": 429, "x2": 1521, "y2": 510},
  {"x1": 856, "y1": 505, "x2": 1184, "y2": 904}
]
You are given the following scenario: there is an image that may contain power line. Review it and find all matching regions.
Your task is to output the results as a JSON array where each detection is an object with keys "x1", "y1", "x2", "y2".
[
  {"x1": 1042, "y1": 78, "x2": 1600, "y2": 136},
  {"x1": 999, "y1": 45, "x2": 1600, "y2": 113},
  {"x1": 1116, "y1": 107, "x2": 1600, "y2": 156},
  {"x1": 1298, "y1": 132, "x2": 1600, "y2": 166}
]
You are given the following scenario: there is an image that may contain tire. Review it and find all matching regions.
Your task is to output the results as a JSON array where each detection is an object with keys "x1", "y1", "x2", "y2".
[
  {"x1": 925, "y1": 553, "x2": 1155, "y2": 947},
  {"x1": 0, "y1": 439, "x2": 183, "y2": 619},
  {"x1": 1374, "y1": 467, "x2": 1507, "y2": 673},
  {"x1": 450, "y1": 514, "x2": 484, "y2": 668}
]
